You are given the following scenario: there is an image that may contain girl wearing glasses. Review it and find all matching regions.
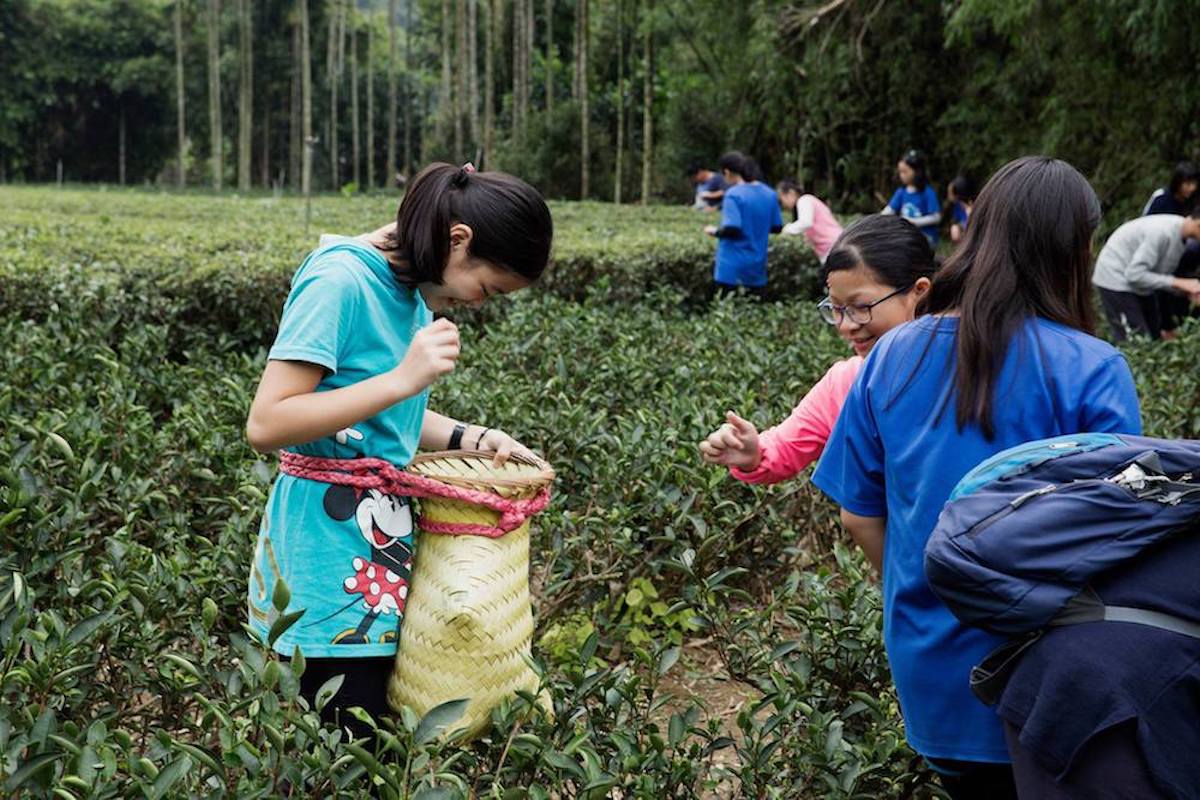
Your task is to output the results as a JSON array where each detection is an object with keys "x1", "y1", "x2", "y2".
[
  {"x1": 812, "y1": 157, "x2": 1142, "y2": 798},
  {"x1": 699, "y1": 214, "x2": 933, "y2": 497}
]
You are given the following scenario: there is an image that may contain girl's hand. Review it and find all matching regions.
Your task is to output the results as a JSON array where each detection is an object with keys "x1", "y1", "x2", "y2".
[
  {"x1": 704, "y1": 225, "x2": 719, "y2": 237},
  {"x1": 394, "y1": 318, "x2": 460, "y2": 396},
  {"x1": 698, "y1": 411, "x2": 762, "y2": 471},
  {"x1": 477, "y1": 428, "x2": 539, "y2": 466}
]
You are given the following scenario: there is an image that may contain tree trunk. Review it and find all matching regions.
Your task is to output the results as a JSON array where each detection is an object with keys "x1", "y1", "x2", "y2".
[
  {"x1": 207, "y1": 0, "x2": 223, "y2": 190},
  {"x1": 175, "y1": 0, "x2": 186, "y2": 186},
  {"x1": 386, "y1": 0, "x2": 397, "y2": 185},
  {"x1": 328, "y1": 0, "x2": 343, "y2": 191},
  {"x1": 613, "y1": 0, "x2": 622, "y2": 204},
  {"x1": 441, "y1": 0, "x2": 453, "y2": 151},
  {"x1": 237, "y1": 0, "x2": 253, "y2": 192},
  {"x1": 454, "y1": 0, "x2": 466, "y2": 159},
  {"x1": 350, "y1": 12, "x2": 360, "y2": 189},
  {"x1": 403, "y1": 0, "x2": 413, "y2": 176},
  {"x1": 301, "y1": 0, "x2": 313, "y2": 198},
  {"x1": 366, "y1": 15, "x2": 375, "y2": 188},
  {"x1": 289, "y1": 18, "x2": 301, "y2": 189},
  {"x1": 468, "y1": 0, "x2": 479, "y2": 157},
  {"x1": 118, "y1": 101, "x2": 126, "y2": 185},
  {"x1": 578, "y1": 0, "x2": 588, "y2": 198},
  {"x1": 640, "y1": 0, "x2": 653, "y2": 205},
  {"x1": 544, "y1": 0, "x2": 553, "y2": 113},
  {"x1": 512, "y1": 0, "x2": 525, "y2": 143},
  {"x1": 261, "y1": 97, "x2": 270, "y2": 187},
  {"x1": 483, "y1": 0, "x2": 496, "y2": 169}
]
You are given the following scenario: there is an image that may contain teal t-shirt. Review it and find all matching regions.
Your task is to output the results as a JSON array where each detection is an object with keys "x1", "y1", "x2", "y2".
[{"x1": 247, "y1": 238, "x2": 433, "y2": 658}]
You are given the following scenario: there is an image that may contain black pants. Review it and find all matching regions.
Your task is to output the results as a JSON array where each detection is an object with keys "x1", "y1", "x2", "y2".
[
  {"x1": 1098, "y1": 287, "x2": 1161, "y2": 342},
  {"x1": 925, "y1": 756, "x2": 1017, "y2": 800},
  {"x1": 1004, "y1": 720, "x2": 1163, "y2": 799},
  {"x1": 280, "y1": 655, "x2": 394, "y2": 738}
]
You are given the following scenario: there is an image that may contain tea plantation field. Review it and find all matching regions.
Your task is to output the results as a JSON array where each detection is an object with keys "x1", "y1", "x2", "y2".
[{"x1": 2, "y1": 186, "x2": 1198, "y2": 799}]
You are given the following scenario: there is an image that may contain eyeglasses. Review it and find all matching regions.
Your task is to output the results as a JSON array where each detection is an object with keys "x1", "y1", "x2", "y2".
[{"x1": 817, "y1": 284, "x2": 913, "y2": 326}]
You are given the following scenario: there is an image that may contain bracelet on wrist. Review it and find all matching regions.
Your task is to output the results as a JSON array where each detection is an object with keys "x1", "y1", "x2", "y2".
[
  {"x1": 475, "y1": 427, "x2": 491, "y2": 449},
  {"x1": 448, "y1": 423, "x2": 467, "y2": 450}
]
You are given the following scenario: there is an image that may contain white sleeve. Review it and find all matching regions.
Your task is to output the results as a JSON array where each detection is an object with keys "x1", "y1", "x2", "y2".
[{"x1": 783, "y1": 195, "x2": 816, "y2": 235}]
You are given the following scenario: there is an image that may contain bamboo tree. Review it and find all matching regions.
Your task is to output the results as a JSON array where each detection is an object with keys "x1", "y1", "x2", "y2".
[
  {"x1": 512, "y1": 0, "x2": 526, "y2": 143},
  {"x1": 289, "y1": 17, "x2": 301, "y2": 188},
  {"x1": 174, "y1": 0, "x2": 187, "y2": 186},
  {"x1": 300, "y1": 0, "x2": 313, "y2": 198},
  {"x1": 366, "y1": 14, "x2": 375, "y2": 188},
  {"x1": 613, "y1": 0, "x2": 623, "y2": 204},
  {"x1": 327, "y1": 0, "x2": 345, "y2": 190},
  {"x1": 441, "y1": 0, "x2": 453, "y2": 151},
  {"x1": 578, "y1": 0, "x2": 588, "y2": 197},
  {"x1": 640, "y1": 0, "x2": 653, "y2": 204},
  {"x1": 544, "y1": 0, "x2": 553, "y2": 113},
  {"x1": 483, "y1": 0, "x2": 496, "y2": 168},
  {"x1": 206, "y1": 0, "x2": 223, "y2": 190},
  {"x1": 350, "y1": 11, "x2": 360, "y2": 189},
  {"x1": 386, "y1": 0, "x2": 397, "y2": 185},
  {"x1": 468, "y1": 0, "x2": 480, "y2": 155},
  {"x1": 455, "y1": 0, "x2": 467, "y2": 158},
  {"x1": 403, "y1": 0, "x2": 413, "y2": 176},
  {"x1": 237, "y1": 0, "x2": 253, "y2": 192}
]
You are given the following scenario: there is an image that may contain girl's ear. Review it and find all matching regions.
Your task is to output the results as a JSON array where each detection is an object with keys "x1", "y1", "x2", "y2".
[
  {"x1": 912, "y1": 276, "x2": 932, "y2": 300},
  {"x1": 449, "y1": 222, "x2": 474, "y2": 252}
]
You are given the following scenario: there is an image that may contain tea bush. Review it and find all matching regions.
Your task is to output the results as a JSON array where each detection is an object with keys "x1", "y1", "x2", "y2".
[{"x1": 2, "y1": 186, "x2": 1197, "y2": 798}]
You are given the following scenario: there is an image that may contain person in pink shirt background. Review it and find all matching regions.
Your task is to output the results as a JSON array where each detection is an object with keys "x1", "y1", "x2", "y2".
[
  {"x1": 699, "y1": 214, "x2": 935, "y2": 487},
  {"x1": 776, "y1": 179, "x2": 844, "y2": 265}
]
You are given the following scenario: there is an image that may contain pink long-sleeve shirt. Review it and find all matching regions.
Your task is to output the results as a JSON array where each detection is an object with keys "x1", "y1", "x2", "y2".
[{"x1": 730, "y1": 356, "x2": 863, "y2": 484}]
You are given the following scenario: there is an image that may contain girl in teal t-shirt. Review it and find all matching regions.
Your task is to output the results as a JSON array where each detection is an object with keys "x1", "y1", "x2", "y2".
[{"x1": 245, "y1": 163, "x2": 553, "y2": 734}]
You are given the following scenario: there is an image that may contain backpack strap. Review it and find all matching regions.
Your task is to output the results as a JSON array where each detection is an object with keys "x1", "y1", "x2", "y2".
[{"x1": 1052, "y1": 588, "x2": 1200, "y2": 639}]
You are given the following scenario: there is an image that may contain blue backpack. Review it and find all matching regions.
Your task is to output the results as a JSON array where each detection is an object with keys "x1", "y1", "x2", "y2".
[{"x1": 924, "y1": 433, "x2": 1200, "y2": 703}]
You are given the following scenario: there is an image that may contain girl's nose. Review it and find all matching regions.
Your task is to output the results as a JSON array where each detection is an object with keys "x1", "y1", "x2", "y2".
[{"x1": 837, "y1": 314, "x2": 861, "y2": 334}]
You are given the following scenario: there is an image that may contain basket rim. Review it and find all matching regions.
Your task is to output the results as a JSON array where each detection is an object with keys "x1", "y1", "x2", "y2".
[{"x1": 407, "y1": 449, "x2": 556, "y2": 491}]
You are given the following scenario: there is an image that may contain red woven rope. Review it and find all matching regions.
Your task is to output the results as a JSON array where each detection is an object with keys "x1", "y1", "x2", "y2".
[{"x1": 277, "y1": 451, "x2": 551, "y2": 538}]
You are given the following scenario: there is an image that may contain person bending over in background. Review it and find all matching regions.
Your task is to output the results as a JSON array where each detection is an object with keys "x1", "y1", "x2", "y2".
[
  {"x1": 881, "y1": 149, "x2": 942, "y2": 247},
  {"x1": 688, "y1": 162, "x2": 726, "y2": 211},
  {"x1": 703, "y1": 151, "x2": 782, "y2": 299},
  {"x1": 1091, "y1": 211, "x2": 1200, "y2": 341},
  {"x1": 776, "y1": 178, "x2": 844, "y2": 265},
  {"x1": 1142, "y1": 162, "x2": 1200, "y2": 337}
]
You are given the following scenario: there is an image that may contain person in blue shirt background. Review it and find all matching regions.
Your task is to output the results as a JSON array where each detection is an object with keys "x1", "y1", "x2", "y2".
[
  {"x1": 813, "y1": 157, "x2": 1142, "y2": 799},
  {"x1": 946, "y1": 175, "x2": 976, "y2": 244},
  {"x1": 882, "y1": 149, "x2": 942, "y2": 246},
  {"x1": 703, "y1": 151, "x2": 783, "y2": 297}
]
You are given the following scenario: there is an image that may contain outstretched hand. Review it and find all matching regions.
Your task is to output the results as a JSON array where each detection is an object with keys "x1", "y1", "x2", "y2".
[
  {"x1": 477, "y1": 428, "x2": 539, "y2": 467},
  {"x1": 698, "y1": 411, "x2": 762, "y2": 471}
]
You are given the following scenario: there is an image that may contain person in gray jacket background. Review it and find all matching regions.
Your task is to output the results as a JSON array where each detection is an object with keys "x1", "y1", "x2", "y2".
[{"x1": 1092, "y1": 212, "x2": 1200, "y2": 340}]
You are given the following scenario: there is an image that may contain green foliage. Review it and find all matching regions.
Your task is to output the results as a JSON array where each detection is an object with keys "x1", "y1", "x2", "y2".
[{"x1": 3, "y1": 187, "x2": 1197, "y2": 796}]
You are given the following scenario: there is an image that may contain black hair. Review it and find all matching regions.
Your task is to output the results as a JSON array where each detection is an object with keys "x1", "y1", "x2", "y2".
[
  {"x1": 776, "y1": 178, "x2": 804, "y2": 195},
  {"x1": 1168, "y1": 161, "x2": 1200, "y2": 198},
  {"x1": 900, "y1": 149, "x2": 929, "y2": 191},
  {"x1": 383, "y1": 162, "x2": 552, "y2": 286},
  {"x1": 917, "y1": 156, "x2": 1101, "y2": 439},
  {"x1": 742, "y1": 156, "x2": 765, "y2": 182},
  {"x1": 822, "y1": 214, "x2": 936, "y2": 288},
  {"x1": 948, "y1": 175, "x2": 976, "y2": 203},
  {"x1": 717, "y1": 151, "x2": 749, "y2": 179},
  {"x1": 686, "y1": 161, "x2": 708, "y2": 178}
]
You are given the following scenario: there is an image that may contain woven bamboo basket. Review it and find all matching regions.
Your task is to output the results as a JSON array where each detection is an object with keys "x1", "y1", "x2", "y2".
[{"x1": 387, "y1": 449, "x2": 555, "y2": 739}]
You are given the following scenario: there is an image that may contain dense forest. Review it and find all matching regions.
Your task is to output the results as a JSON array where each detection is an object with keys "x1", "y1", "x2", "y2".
[{"x1": 1, "y1": 0, "x2": 1197, "y2": 215}]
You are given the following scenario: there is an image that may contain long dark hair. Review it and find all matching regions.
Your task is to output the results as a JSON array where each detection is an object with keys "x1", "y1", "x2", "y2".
[
  {"x1": 1168, "y1": 161, "x2": 1200, "y2": 201},
  {"x1": 822, "y1": 214, "x2": 935, "y2": 287},
  {"x1": 384, "y1": 162, "x2": 553, "y2": 285},
  {"x1": 918, "y1": 156, "x2": 1101, "y2": 439},
  {"x1": 901, "y1": 149, "x2": 929, "y2": 191}
]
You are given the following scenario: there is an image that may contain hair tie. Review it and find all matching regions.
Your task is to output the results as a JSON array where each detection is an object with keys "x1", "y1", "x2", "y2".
[{"x1": 450, "y1": 162, "x2": 476, "y2": 189}]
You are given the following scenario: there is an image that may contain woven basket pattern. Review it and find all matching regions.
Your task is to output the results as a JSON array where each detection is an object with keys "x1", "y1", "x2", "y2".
[{"x1": 387, "y1": 452, "x2": 553, "y2": 739}]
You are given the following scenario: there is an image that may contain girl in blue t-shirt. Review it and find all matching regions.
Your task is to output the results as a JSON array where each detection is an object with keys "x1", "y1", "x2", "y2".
[
  {"x1": 946, "y1": 175, "x2": 975, "y2": 244},
  {"x1": 244, "y1": 162, "x2": 553, "y2": 735},
  {"x1": 814, "y1": 157, "x2": 1142, "y2": 798},
  {"x1": 882, "y1": 149, "x2": 942, "y2": 246}
]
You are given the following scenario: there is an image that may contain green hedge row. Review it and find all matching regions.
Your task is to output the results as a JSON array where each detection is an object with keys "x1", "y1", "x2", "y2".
[{"x1": 0, "y1": 188, "x2": 823, "y2": 352}]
